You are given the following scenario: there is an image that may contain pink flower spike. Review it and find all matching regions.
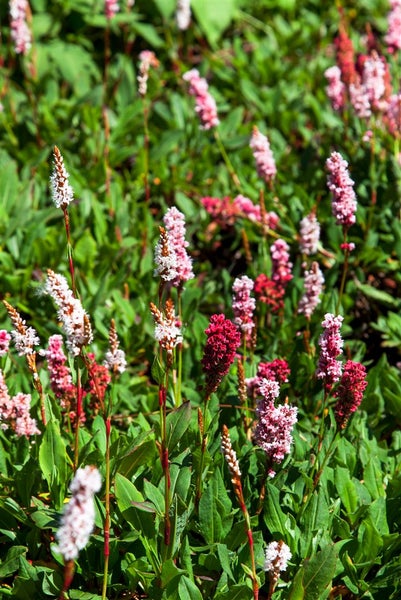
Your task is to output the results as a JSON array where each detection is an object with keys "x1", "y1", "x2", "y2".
[
  {"x1": 299, "y1": 212, "x2": 320, "y2": 255},
  {"x1": 55, "y1": 466, "x2": 102, "y2": 561},
  {"x1": 138, "y1": 50, "x2": 159, "y2": 97},
  {"x1": 162, "y1": 207, "x2": 194, "y2": 286},
  {"x1": 183, "y1": 69, "x2": 219, "y2": 130},
  {"x1": 202, "y1": 314, "x2": 241, "y2": 396},
  {"x1": 105, "y1": 0, "x2": 119, "y2": 19},
  {"x1": 385, "y1": 0, "x2": 401, "y2": 53},
  {"x1": 250, "y1": 126, "x2": 277, "y2": 184},
  {"x1": 0, "y1": 331, "x2": 11, "y2": 357},
  {"x1": 271, "y1": 239, "x2": 293, "y2": 287},
  {"x1": 324, "y1": 65, "x2": 346, "y2": 111},
  {"x1": 45, "y1": 270, "x2": 93, "y2": 357},
  {"x1": 232, "y1": 275, "x2": 255, "y2": 342},
  {"x1": 254, "y1": 394, "x2": 298, "y2": 477},
  {"x1": 41, "y1": 335, "x2": 76, "y2": 408},
  {"x1": 298, "y1": 261, "x2": 324, "y2": 319},
  {"x1": 326, "y1": 151, "x2": 357, "y2": 228},
  {"x1": 176, "y1": 0, "x2": 191, "y2": 30},
  {"x1": 9, "y1": 0, "x2": 32, "y2": 55},
  {"x1": 334, "y1": 360, "x2": 367, "y2": 429},
  {"x1": 50, "y1": 147, "x2": 74, "y2": 210},
  {"x1": 264, "y1": 540, "x2": 292, "y2": 583},
  {"x1": 316, "y1": 313, "x2": 343, "y2": 389}
]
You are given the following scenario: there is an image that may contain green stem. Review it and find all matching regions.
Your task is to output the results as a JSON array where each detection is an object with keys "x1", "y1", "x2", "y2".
[
  {"x1": 102, "y1": 415, "x2": 111, "y2": 600},
  {"x1": 336, "y1": 239, "x2": 349, "y2": 314},
  {"x1": 73, "y1": 364, "x2": 82, "y2": 471},
  {"x1": 213, "y1": 129, "x2": 242, "y2": 192}
]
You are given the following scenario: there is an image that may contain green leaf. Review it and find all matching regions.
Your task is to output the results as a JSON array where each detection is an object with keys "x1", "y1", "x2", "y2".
[
  {"x1": 166, "y1": 401, "x2": 192, "y2": 454},
  {"x1": 214, "y1": 585, "x2": 253, "y2": 600},
  {"x1": 38, "y1": 419, "x2": 67, "y2": 510},
  {"x1": 114, "y1": 473, "x2": 155, "y2": 538},
  {"x1": 0, "y1": 545, "x2": 27, "y2": 578},
  {"x1": 264, "y1": 483, "x2": 288, "y2": 536},
  {"x1": 178, "y1": 576, "x2": 203, "y2": 600},
  {"x1": 117, "y1": 437, "x2": 157, "y2": 479},
  {"x1": 199, "y1": 469, "x2": 233, "y2": 544},
  {"x1": 191, "y1": 0, "x2": 236, "y2": 46},
  {"x1": 295, "y1": 544, "x2": 338, "y2": 600}
]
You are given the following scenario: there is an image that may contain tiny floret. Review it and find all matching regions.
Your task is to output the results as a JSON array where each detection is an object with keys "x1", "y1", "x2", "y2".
[
  {"x1": 50, "y1": 146, "x2": 74, "y2": 209},
  {"x1": 264, "y1": 540, "x2": 292, "y2": 578}
]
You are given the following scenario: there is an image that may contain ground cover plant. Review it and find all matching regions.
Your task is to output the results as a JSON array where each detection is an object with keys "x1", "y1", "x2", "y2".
[{"x1": 0, "y1": 0, "x2": 401, "y2": 598}]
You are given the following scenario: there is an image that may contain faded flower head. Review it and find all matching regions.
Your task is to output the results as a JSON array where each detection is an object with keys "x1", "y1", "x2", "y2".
[
  {"x1": 50, "y1": 146, "x2": 74, "y2": 210},
  {"x1": 138, "y1": 50, "x2": 159, "y2": 96},
  {"x1": 264, "y1": 540, "x2": 292, "y2": 582},
  {"x1": 326, "y1": 151, "x2": 357, "y2": 228},
  {"x1": 45, "y1": 270, "x2": 93, "y2": 357},
  {"x1": 201, "y1": 314, "x2": 241, "y2": 396},
  {"x1": 103, "y1": 319, "x2": 126, "y2": 375},
  {"x1": 250, "y1": 126, "x2": 277, "y2": 184},
  {"x1": 55, "y1": 466, "x2": 101, "y2": 561},
  {"x1": 183, "y1": 69, "x2": 219, "y2": 130}
]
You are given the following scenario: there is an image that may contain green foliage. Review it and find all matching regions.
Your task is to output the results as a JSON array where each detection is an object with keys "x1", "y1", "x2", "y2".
[{"x1": 0, "y1": 0, "x2": 401, "y2": 599}]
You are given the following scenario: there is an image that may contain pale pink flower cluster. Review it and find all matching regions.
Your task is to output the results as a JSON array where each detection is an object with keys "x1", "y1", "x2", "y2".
[
  {"x1": 176, "y1": 0, "x2": 191, "y2": 30},
  {"x1": 45, "y1": 270, "x2": 93, "y2": 357},
  {"x1": 150, "y1": 300, "x2": 183, "y2": 353},
  {"x1": 361, "y1": 54, "x2": 388, "y2": 113},
  {"x1": 221, "y1": 426, "x2": 241, "y2": 479},
  {"x1": 41, "y1": 335, "x2": 75, "y2": 408},
  {"x1": 0, "y1": 371, "x2": 39, "y2": 437},
  {"x1": 183, "y1": 69, "x2": 220, "y2": 130},
  {"x1": 298, "y1": 262, "x2": 324, "y2": 319},
  {"x1": 104, "y1": 331, "x2": 127, "y2": 374},
  {"x1": 232, "y1": 275, "x2": 255, "y2": 341},
  {"x1": 234, "y1": 195, "x2": 280, "y2": 229},
  {"x1": 50, "y1": 147, "x2": 74, "y2": 209},
  {"x1": 316, "y1": 313, "x2": 343, "y2": 387},
  {"x1": 137, "y1": 50, "x2": 159, "y2": 96},
  {"x1": 10, "y1": 319, "x2": 39, "y2": 356},
  {"x1": 264, "y1": 540, "x2": 292, "y2": 577},
  {"x1": 250, "y1": 126, "x2": 277, "y2": 184},
  {"x1": 299, "y1": 212, "x2": 320, "y2": 255},
  {"x1": 326, "y1": 151, "x2": 357, "y2": 227},
  {"x1": 55, "y1": 466, "x2": 101, "y2": 561},
  {"x1": 324, "y1": 66, "x2": 345, "y2": 111},
  {"x1": 386, "y1": 93, "x2": 401, "y2": 136},
  {"x1": 271, "y1": 239, "x2": 293, "y2": 287},
  {"x1": 105, "y1": 0, "x2": 119, "y2": 19},
  {"x1": 162, "y1": 207, "x2": 194, "y2": 286},
  {"x1": 385, "y1": 0, "x2": 401, "y2": 53},
  {"x1": 349, "y1": 81, "x2": 372, "y2": 119},
  {"x1": 254, "y1": 380, "x2": 297, "y2": 477},
  {"x1": 201, "y1": 195, "x2": 279, "y2": 230},
  {"x1": 9, "y1": 0, "x2": 32, "y2": 55},
  {"x1": 0, "y1": 331, "x2": 11, "y2": 356}
]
